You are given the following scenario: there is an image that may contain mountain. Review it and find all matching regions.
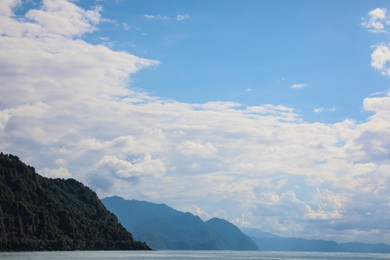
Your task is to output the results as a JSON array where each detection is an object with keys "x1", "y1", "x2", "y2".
[
  {"x1": 101, "y1": 196, "x2": 182, "y2": 229},
  {"x1": 130, "y1": 212, "x2": 227, "y2": 250},
  {"x1": 241, "y1": 227, "x2": 279, "y2": 239},
  {"x1": 0, "y1": 153, "x2": 150, "y2": 251},
  {"x1": 102, "y1": 196, "x2": 258, "y2": 250},
  {"x1": 205, "y1": 218, "x2": 258, "y2": 250},
  {"x1": 242, "y1": 228, "x2": 390, "y2": 253}
]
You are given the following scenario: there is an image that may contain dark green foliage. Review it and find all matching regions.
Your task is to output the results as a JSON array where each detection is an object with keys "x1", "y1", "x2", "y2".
[
  {"x1": 0, "y1": 153, "x2": 150, "y2": 251},
  {"x1": 102, "y1": 196, "x2": 258, "y2": 250}
]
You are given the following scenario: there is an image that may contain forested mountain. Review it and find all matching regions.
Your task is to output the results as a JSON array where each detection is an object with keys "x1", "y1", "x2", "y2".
[
  {"x1": 102, "y1": 196, "x2": 258, "y2": 250},
  {"x1": 0, "y1": 153, "x2": 150, "y2": 251}
]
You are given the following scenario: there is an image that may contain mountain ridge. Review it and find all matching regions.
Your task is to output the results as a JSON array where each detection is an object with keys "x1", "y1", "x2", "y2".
[
  {"x1": 205, "y1": 218, "x2": 258, "y2": 250},
  {"x1": 102, "y1": 196, "x2": 258, "y2": 250}
]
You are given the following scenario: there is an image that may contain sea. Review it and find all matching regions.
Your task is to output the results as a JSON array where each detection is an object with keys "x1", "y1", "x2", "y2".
[{"x1": 0, "y1": 251, "x2": 390, "y2": 260}]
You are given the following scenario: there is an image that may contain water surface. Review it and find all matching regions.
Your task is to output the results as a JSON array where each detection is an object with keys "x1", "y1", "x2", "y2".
[{"x1": 1, "y1": 250, "x2": 390, "y2": 259}]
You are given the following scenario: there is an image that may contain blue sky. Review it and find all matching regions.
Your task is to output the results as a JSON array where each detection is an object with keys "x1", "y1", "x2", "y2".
[
  {"x1": 1, "y1": 0, "x2": 390, "y2": 244},
  {"x1": 80, "y1": 0, "x2": 390, "y2": 123}
]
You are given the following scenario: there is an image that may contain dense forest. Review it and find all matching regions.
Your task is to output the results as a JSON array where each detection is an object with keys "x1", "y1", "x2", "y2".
[{"x1": 0, "y1": 153, "x2": 150, "y2": 251}]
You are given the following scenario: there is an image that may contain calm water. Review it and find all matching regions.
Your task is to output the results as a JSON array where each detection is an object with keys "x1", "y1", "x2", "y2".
[{"x1": 0, "y1": 251, "x2": 390, "y2": 260}]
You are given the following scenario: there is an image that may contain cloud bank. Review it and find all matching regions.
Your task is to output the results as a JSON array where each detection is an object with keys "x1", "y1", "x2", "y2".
[{"x1": 0, "y1": 1, "x2": 389, "y2": 244}]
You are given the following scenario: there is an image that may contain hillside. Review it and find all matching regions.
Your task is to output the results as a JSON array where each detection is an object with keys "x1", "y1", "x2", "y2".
[
  {"x1": 206, "y1": 218, "x2": 258, "y2": 250},
  {"x1": 101, "y1": 196, "x2": 183, "y2": 229},
  {"x1": 102, "y1": 196, "x2": 258, "y2": 250},
  {"x1": 0, "y1": 153, "x2": 150, "y2": 251}
]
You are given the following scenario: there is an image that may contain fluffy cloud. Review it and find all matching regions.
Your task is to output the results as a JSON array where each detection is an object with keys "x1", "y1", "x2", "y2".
[
  {"x1": 96, "y1": 154, "x2": 166, "y2": 178},
  {"x1": 350, "y1": 95, "x2": 390, "y2": 162},
  {"x1": 1, "y1": 1, "x2": 390, "y2": 244},
  {"x1": 362, "y1": 8, "x2": 390, "y2": 33},
  {"x1": 364, "y1": 9, "x2": 390, "y2": 79},
  {"x1": 371, "y1": 44, "x2": 390, "y2": 77},
  {"x1": 25, "y1": 0, "x2": 101, "y2": 37},
  {"x1": 41, "y1": 167, "x2": 72, "y2": 179},
  {"x1": 0, "y1": 0, "x2": 20, "y2": 16}
]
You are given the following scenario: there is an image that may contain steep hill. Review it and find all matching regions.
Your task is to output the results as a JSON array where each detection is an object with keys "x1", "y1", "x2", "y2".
[
  {"x1": 0, "y1": 153, "x2": 150, "y2": 251},
  {"x1": 102, "y1": 196, "x2": 258, "y2": 250}
]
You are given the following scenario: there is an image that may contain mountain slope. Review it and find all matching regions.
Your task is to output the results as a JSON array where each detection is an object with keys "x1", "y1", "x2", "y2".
[
  {"x1": 102, "y1": 196, "x2": 257, "y2": 250},
  {"x1": 206, "y1": 218, "x2": 258, "y2": 250},
  {"x1": 0, "y1": 153, "x2": 150, "y2": 251},
  {"x1": 131, "y1": 213, "x2": 227, "y2": 250},
  {"x1": 102, "y1": 196, "x2": 182, "y2": 229}
]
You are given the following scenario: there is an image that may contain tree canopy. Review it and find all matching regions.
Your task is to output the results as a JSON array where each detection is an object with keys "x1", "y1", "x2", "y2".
[{"x1": 0, "y1": 153, "x2": 150, "y2": 251}]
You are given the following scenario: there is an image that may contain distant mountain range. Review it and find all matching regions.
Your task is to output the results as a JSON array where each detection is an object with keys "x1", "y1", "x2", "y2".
[
  {"x1": 0, "y1": 153, "x2": 150, "y2": 251},
  {"x1": 2, "y1": 152, "x2": 388, "y2": 253},
  {"x1": 102, "y1": 195, "x2": 390, "y2": 253},
  {"x1": 102, "y1": 196, "x2": 258, "y2": 250},
  {"x1": 242, "y1": 228, "x2": 390, "y2": 253}
]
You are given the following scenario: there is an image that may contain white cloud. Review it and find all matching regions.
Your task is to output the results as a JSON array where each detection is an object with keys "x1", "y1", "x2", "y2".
[
  {"x1": 362, "y1": 8, "x2": 389, "y2": 33},
  {"x1": 143, "y1": 13, "x2": 190, "y2": 22},
  {"x1": 349, "y1": 95, "x2": 390, "y2": 162},
  {"x1": 40, "y1": 167, "x2": 72, "y2": 179},
  {"x1": 314, "y1": 107, "x2": 336, "y2": 113},
  {"x1": 143, "y1": 14, "x2": 169, "y2": 21},
  {"x1": 176, "y1": 14, "x2": 190, "y2": 21},
  {"x1": 96, "y1": 154, "x2": 166, "y2": 178},
  {"x1": 364, "y1": 95, "x2": 390, "y2": 113},
  {"x1": 305, "y1": 209, "x2": 343, "y2": 220},
  {"x1": 371, "y1": 44, "x2": 390, "y2": 77},
  {"x1": 0, "y1": 0, "x2": 20, "y2": 17},
  {"x1": 177, "y1": 141, "x2": 218, "y2": 156},
  {"x1": 24, "y1": 0, "x2": 101, "y2": 38},
  {"x1": 1, "y1": 0, "x2": 390, "y2": 244},
  {"x1": 290, "y1": 83, "x2": 307, "y2": 89},
  {"x1": 181, "y1": 205, "x2": 210, "y2": 220},
  {"x1": 0, "y1": 111, "x2": 11, "y2": 135}
]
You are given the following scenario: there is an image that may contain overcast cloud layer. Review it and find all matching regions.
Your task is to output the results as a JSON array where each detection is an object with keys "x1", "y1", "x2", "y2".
[{"x1": 1, "y1": 0, "x2": 390, "y2": 244}]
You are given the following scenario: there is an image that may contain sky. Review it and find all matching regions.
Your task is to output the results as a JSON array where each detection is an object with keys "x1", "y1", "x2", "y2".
[{"x1": 1, "y1": 0, "x2": 390, "y2": 244}]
